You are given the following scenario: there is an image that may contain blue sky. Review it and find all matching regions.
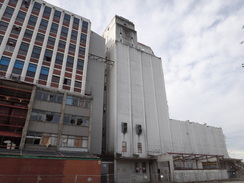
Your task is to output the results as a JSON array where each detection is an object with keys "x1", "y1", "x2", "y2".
[{"x1": 46, "y1": 0, "x2": 244, "y2": 160}]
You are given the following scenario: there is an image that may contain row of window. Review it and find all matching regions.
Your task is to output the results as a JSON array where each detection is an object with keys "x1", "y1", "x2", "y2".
[
  {"x1": 122, "y1": 141, "x2": 142, "y2": 153},
  {"x1": 26, "y1": 131, "x2": 88, "y2": 148},
  {"x1": 30, "y1": 109, "x2": 89, "y2": 127},
  {"x1": 3, "y1": 4, "x2": 88, "y2": 33},
  {"x1": 35, "y1": 90, "x2": 91, "y2": 108}
]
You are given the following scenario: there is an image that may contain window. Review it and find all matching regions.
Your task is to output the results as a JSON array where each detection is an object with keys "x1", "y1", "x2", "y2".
[
  {"x1": 122, "y1": 141, "x2": 127, "y2": 152},
  {"x1": 21, "y1": 0, "x2": 30, "y2": 8},
  {"x1": 28, "y1": 15, "x2": 37, "y2": 27},
  {"x1": 55, "y1": 53, "x2": 63, "y2": 65},
  {"x1": 39, "y1": 66, "x2": 49, "y2": 80},
  {"x1": 73, "y1": 17, "x2": 79, "y2": 28},
  {"x1": 44, "y1": 49, "x2": 52, "y2": 61},
  {"x1": 0, "y1": 57, "x2": 10, "y2": 71},
  {"x1": 47, "y1": 36, "x2": 55, "y2": 46},
  {"x1": 52, "y1": 75, "x2": 60, "y2": 83},
  {"x1": 79, "y1": 47, "x2": 85, "y2": 55},
  {"x1": 69, "y1": 44, "x2": 76, "y2": 52},
  {"x1": 9, "y1": 0, "x2": 18, "y2": 4},
  {"x1": 30, "y1": 109, "x2": 60, "y2": 123},
  {"x1": 58, "y1": 40, "x2": 66, "y2": 49},
  {"x1": 50, "y1": 23, "x2": 58, "y2": 34},
  {"x1": 77, "y1": 59, "x2": 84, "y2": 70},
  {"x1": 138, "y1": 143, "x2": 142, "y2": 153},
  {"x1": 53, "y1": 10, "x2": 61, "y2": 21},
  {"x1": 135, "y1": 162, "x2": 140, "y2": 173},
  {"x1": 35, "y1": 91, "x2": 63, "y2": 103},
  {"x1": 66, "y1": 56, "x2": 74, "y2": 68},
  {"x1": 63, "y1": 114, "x2": 89, "y2": 126},
  {"x1": 31, "y1": 46, "x2": 41, "y2": 59},
  {"x1": 16, "y1": 11, "x2": 26, "y2": 22},
  {"x1": 75, "y1": 81, "x2": 81, "y2": 88},
  {"x1": 43, "y1": 6, "x2": 51, "y2": 17},
  {"x1": 71, "y1": 30, "x2": 77, "y2": 40},
  {"x1": 61, "y1": 26, "x2": 68, "y2": 37},
  {"x1": 0, "y1": 21, "x2": 9, "y2": 31},
  {"x1": 80, "y1": 33, "x2": 87, "y2": 44},
  {"x1": 24, "y1": 29, "x2": 33, "y2": 39},
  {"x1": 11, "y1": 25, "x2": 21, "y2": 35},
  {"x1": 32, "y1": 2, "x2": 41, "y2": 13},
  {"x1": 142, "y1": 162, "x2": 147, "y2": 173},
  {"x1": 60, "y1": 135, "x2": 86, "y2": 148},
  {"x1": 5, "y1": 38, "x2": 16, "y2": 52},
  {"x1": 36, "y1": 33, "x2": 45, "y2": 42},
  {"x1": 25, "y1": 132, "x2": 41, "y2": 145},
  {"x1": 82, "y1": 21, "x2": 88, "y2": 32},
  {"x1": 0, "y1": 35, "x2": 3, "y2": 45},
  {"x1": 39, "y1": 19, "x2": 48, "y2": 30},
  {"x1": 18, "y1": 42, "x2": 29, "y2": 55},
  {"x1": 3, "y1": 7, "x2": 14, "y2": 18},
  {"x1": 63, "y1": 78, "x2": 71, "y2": 86},
  {"x1": 26, "y1": 63, "x2": 37, "y2": 77},
  {"x1": 12, "y1": 60, "x2": 24, "y2": 74},
  {"x1": 63, "y1": 14, "x2": 70, "y2": 25}
]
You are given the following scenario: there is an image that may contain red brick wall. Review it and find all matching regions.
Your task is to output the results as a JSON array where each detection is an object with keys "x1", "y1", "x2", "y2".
[{"x1": 0, "y1": 156, "x2": 101, "y2": 183}]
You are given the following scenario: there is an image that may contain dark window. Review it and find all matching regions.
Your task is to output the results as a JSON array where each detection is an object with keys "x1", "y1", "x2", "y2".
[
  {"x1": 61, "y1": 26, "x2": 68, "y2": 37},
  {"x1": 71, "y1": 30, "x2": 77, "y2": 40},
  {"x1": 26, "y1": 63, "x2": 37, "y2": 77},
  {"x1": 50, "y1": 23, "x2": 58, "y2": 34},
  {"x1": 63, "y1": 78, "x2": 71, "y2": 86},
  {"x1": 43, "y1": 6, "x2": 51, "y2": 17},
  {"x1": 39, "y1": 66, "x2": 49, "y2": 80},
  {"x1": 0, "y1": 35, "x2": 3, "y2": 45},
  {"x1": 52, "y1": 75, "x2": 60, "y2": 83},
  {"x1": 79, "y1": 47, "x2": 85, "y2": 55},
  {"x1": 32, "y1": 2, "x2": 41, "y2": 13},
  {"x1": 53, "y1": 10, "x2": 61, "y2": 21},
  {"x1": 63, "y1": 14, "x2": 70, "y2": 25},
  {"x1": 12, "y1": 60, "x2": 24, "y2": 74},
  {"x1": 0, "y1": 21, "x2": 8, "y2": 31},
  {"x1": 28, "y1": 15, "x2": 37, "y2": 27},
  {"x1": 58, "y1": 40, "x2": 66, "y2": 49},
  {"x1": 142, "y1": 162, "x2": 147, "y2": 173},
  {"x1": 39, "y1": 19, "x2": 48, "y2": 30},
  {"x1": 18, "y1": 42, "x2": 29, "y2": 55},
  {"x1": 82, "y1": 21, "x2": 88, "y2": 32},
  {"x1": 21, "y1": 0, "x2": 30, "y2": 8},
  {"x1": 69, "y1": 44, "x2": 76, "y2": 52},
  {"x1": 36, "y1": 33, "x2": 45, "y2": 42},
  {"x1": 3, "y1": 7, "x2": 14, "y2": 18},
  {"x1": 80, "y1": 33, "x2": 87, "y2": 44},
  {"x1": 47, "y1": 36, "x2": 55, "y2": 46},
  {"x1": 75, "y1": 81, "x2": 81, "y2": 88},
  {"x1": 73, "y1": 17, "x2": 79, "y2": 28},
  {"x1": 16, "y1": 11, "x2": 26, "y2": 22},
  {"x1": 11, "y1": 25, "x2": 21, "y2": 35},
  {"x1": 5, "y1": 38, "x2": 16, "y2": 52},
  {"x1": 44, "y1": 49, "x2": 52, "y2": 61},
  {"x1": 31, "y1": 46, "x2": 41, "y2": 59},
  {"x1": 66, "y1": 56, "x2": 74, "y2": 68},
  {"x1": 0, "y1": 56, "x2": 10, "y2": 71},
  {"x1": 55, "y1": 53, "x2": 63, "y2": 65},
  {"x1": 9, "y1": 0, "x2": 18, "y2": 4},
  {"x1": 24, "y1": 29, "x2": 33, "y2": 39},
  {"x1": 77, "y1": 59, "x2": 84, "y2": 70}
]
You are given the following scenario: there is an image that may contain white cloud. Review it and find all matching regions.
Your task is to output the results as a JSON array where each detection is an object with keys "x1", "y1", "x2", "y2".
[{"x1": 45, "y1": 0, "x2": 244, "y2": 160}]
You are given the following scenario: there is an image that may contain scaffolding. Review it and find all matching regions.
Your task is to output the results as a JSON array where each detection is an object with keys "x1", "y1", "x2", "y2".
[{"x1": 0, "y1": 80, "x2": 33, "y2": 149}]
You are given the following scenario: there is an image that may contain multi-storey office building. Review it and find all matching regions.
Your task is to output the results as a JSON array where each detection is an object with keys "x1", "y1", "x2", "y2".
[{"x1": 0, "y1": 0, "x2": 105, "y2": 155}]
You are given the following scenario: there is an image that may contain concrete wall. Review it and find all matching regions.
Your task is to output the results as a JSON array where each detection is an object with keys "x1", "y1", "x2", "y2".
[
  {"x1": 170, "y1": 119, "x2": 229, "y2": 157},
  {"x1": 173, "y1": 169, "x2": 228, "y2": 182},
  {"x1": 87, "y1": 31, "x2": 105, "y2": 154}
]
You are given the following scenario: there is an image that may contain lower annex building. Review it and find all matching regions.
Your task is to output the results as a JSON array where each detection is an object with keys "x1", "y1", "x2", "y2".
[{"x1": 0, "y1": 0, "x2": 234, "y2": 183}]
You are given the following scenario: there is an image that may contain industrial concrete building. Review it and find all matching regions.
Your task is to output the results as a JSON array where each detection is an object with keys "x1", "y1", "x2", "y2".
[
  {"x1": 0, "y1": 0, "x2": 232, "y2": 183},
  {"x1": 102, "y1": 15, "x2": 230, "y2": 183}
]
